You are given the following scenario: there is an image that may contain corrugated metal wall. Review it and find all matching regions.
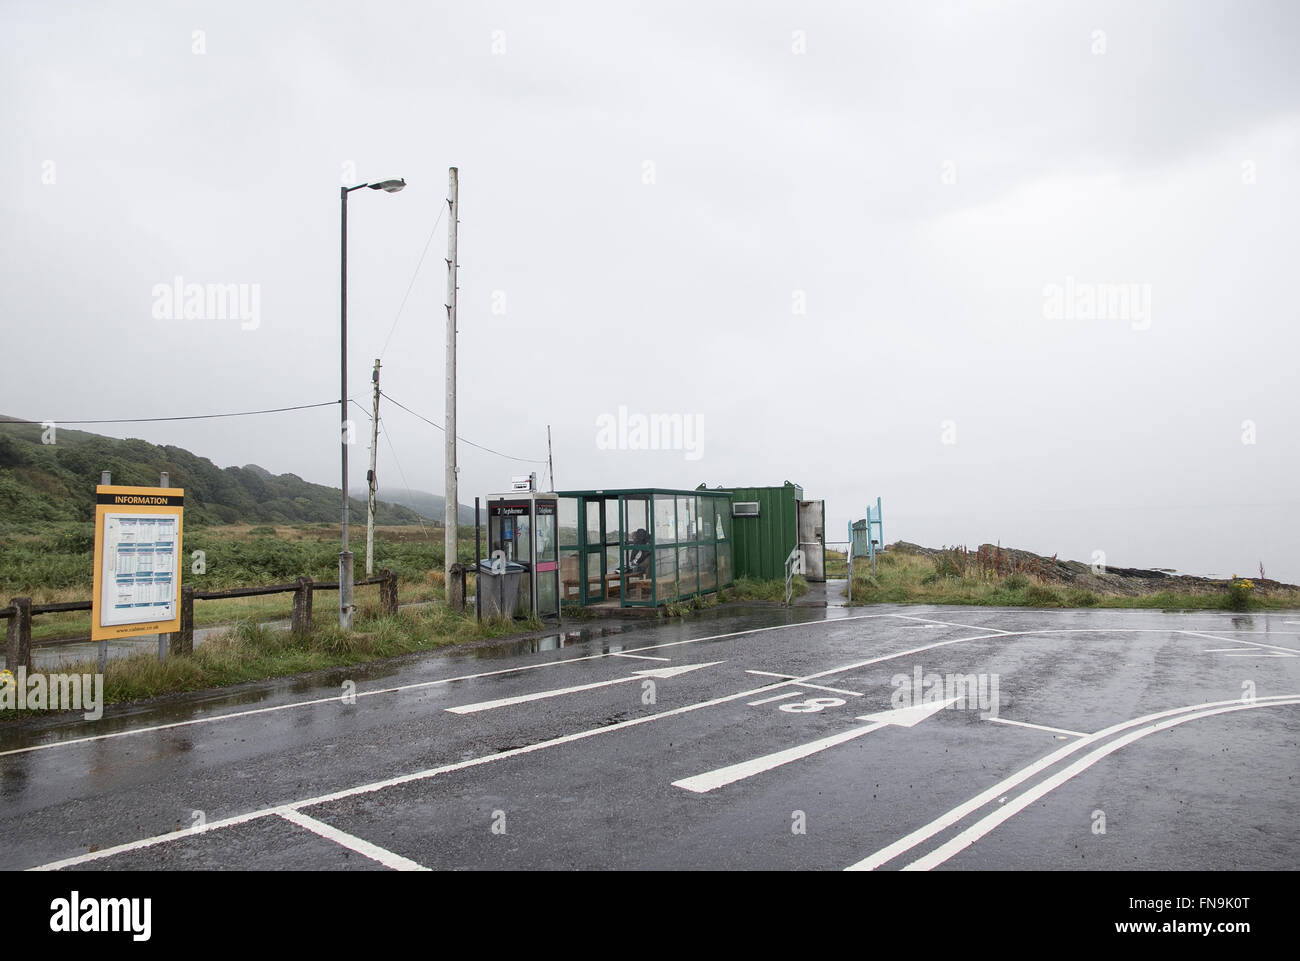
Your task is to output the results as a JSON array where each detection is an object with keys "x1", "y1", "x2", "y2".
[{"x1": 725, "y1": 482, "x2": 803, "y2": 581}]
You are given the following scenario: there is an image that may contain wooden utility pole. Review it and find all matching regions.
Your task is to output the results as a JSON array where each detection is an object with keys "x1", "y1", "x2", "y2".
[
  {"x1": 547, "y1": 425, "x2": 554, "y2": 491},
  {"x1": 366, "y1": 358, "x2": 380, "y2": 576},
  {"x1": 444, "y1": 167, "x2": 459, "y2": 594}
]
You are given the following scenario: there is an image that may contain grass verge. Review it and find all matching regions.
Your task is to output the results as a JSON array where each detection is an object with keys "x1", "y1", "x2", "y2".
[
  {"x1": 4, "y1": 602, "x2": 540, "y2": 717},
  {"x1": 845, "y1": 551, "x2": 1300, "y2": 611}
]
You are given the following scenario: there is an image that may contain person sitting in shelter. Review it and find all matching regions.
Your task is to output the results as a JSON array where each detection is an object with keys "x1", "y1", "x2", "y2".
[{"x1": 625, "y1": 528, "x2": 651, "y2": 574}]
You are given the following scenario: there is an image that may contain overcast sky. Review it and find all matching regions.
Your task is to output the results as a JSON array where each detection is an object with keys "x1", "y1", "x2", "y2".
[{"x1": 2, "y1": 0, "x2": 1296, "y2": 580}]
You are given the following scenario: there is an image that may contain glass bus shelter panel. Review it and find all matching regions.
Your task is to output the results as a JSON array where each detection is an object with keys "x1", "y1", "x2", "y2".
[
  {"x1": 677, "y1": 544, "x2": 698, "y2": 596},
  {"x1": 654, "y1": 546, "x2": 677, "y2": 604},
  {"x1": 653, "y1": 494, "x2": 676, "y2": 546},
  {"x1": 558, "y1": 497, "x2": 580, "y2": 606},
  {"x1": 676, "y1": 495, "x2": 696, "y2": 543},
  {"x1": 622, "y1": 545, "x2": 652, "y2": 602},
  {"x1": 699, "y1": 543, "x2": 717, "y2": 592}
]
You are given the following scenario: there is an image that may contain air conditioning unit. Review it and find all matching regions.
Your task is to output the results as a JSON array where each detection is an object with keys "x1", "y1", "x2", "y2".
[{"x1": 732, "y1": 502, "x2": 760, "y2": 517}]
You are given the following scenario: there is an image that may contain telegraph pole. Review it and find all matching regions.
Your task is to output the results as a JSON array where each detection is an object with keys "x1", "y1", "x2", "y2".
[
  {"x1": 444, "y1": 167, "x2": 459, "y2": 594},
  {"x1": 366, "y1": 358, "x2": 380, "y2": 576},
  {"x1": 547, "y1": 425, "x2": 554, "y2": 491}
]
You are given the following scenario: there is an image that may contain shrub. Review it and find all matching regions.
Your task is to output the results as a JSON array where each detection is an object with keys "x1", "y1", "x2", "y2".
[
  {"x1": 1224, "y1": 577, "x2": 1254, "y2": 611},
  {"x1": 1003, "y1": 573, "x2": 1029, "y2": 591}
]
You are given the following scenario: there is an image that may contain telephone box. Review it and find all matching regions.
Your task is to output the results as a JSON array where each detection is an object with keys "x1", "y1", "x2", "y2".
[{"x1": 485, "y1": 491, "x2": 560, "y2": 619}]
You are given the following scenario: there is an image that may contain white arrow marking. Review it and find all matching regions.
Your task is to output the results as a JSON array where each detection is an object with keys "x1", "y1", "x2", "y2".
[
  {"x1": 673, "y1": 698, "x2": 957, "y2": 793},
  {"x1": 446, "y1": 662, "x2": 723, "y2": 714}
]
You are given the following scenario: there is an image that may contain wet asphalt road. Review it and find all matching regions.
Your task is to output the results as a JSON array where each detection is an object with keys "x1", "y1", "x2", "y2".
[{"x1": 2, "y1": 602, "x2": 1298, "y2": 871}]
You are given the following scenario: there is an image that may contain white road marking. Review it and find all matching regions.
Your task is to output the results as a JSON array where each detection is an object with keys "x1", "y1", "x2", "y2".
[
  {"x1": 984, "y1": 717, "x2": 1086, "y2": 738},
  {"x1": 845, "y1": 694, "x2": 1300, "y2": 871},
  {"x1": 892, "y1": 614, "x2": 1014, "y2": 636},
  {"x1": 1224, "y1": 653, "x2": 1293, "y2": 658},
  {"x1": 746, "y1": 670, "x2": 798, "y2": 678},
  {"x1": 674, "y1": 699, "x2": 957, "y2": 793},
  {"x1": 3, "y1": 614, "x2": 905, "y2": 758},
  {"x1": 1180, "y1": 630, "x2": 1299, "y2": 656},
  {"x1": 30, "y1": 620, "x2": 1246, "y2": 870},
  {"x1": 445, "y1": 662, "x2": 724, "y2": 714},
  {"x1": 29, "y1": 632, "x2": 1012, "y2": 870},
  {"x1": 794, "y1": 682, "x2": 864, "y2": 697},
  {"x1": 610, "y1": 652, "x2": 671, "y2": 661},
  {"x1": 903, "y1": 696, "x2": 1300, "y2": 871},
  {"x1": 277, "y1": 809, "x2": 429, "y2": 871},
  {"x1": 747, "y1": 691, "x2": 804, "y2": 706}
]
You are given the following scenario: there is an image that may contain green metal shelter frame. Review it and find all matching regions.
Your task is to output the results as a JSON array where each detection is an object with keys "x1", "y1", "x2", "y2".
[{"x1": 555, "y1": 488, "x2": 735, "y2": 608}]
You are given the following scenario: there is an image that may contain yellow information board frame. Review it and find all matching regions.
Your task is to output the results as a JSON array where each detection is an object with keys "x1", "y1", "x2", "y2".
[{"x1": 91, "y1": 485, "x2": 184, "y2": 642}]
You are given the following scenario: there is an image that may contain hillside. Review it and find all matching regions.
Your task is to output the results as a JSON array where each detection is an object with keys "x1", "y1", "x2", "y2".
[
  {"x1": 0, "y1": 417, "x2": 437, "y2": 527},
  {"x1": 350, "y1": 486, "x2": 477, "y2": 526}
]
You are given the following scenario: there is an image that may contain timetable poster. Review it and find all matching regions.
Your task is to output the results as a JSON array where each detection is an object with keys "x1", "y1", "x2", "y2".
[{"x1": 91, "y1": 487, "x2": 184, "y2": 641}]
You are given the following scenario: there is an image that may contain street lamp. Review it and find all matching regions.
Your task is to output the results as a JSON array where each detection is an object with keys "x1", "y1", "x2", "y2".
[{"x1": 339, "y1": 177, "x2": 406, "y2": 629}]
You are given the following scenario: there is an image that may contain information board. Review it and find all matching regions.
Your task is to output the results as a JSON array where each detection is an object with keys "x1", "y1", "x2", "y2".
[{"x1": 91, "y1": 486, "x2": 184, "y2": 641}]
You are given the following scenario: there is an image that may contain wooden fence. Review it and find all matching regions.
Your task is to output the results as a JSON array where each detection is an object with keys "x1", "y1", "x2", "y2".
[{"x1": 1, "y1": 569, "x2": 399, "y2": 671}]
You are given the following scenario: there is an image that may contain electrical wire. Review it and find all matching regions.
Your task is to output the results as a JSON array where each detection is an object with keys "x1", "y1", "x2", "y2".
[
  {"x1": 0, "y1": 401, "x2": 338, "y2": 427},
  {"x1": 378, "y1": 204, "x2": 446, "y2": 360},
  {"x1": 379, "y1": 390, "x2": 547, "y2": 464}
]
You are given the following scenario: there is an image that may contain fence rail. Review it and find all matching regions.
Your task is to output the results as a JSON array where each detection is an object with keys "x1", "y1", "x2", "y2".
[{"x1": 3, "y1": 570, "x2": 399, "y2": 671}]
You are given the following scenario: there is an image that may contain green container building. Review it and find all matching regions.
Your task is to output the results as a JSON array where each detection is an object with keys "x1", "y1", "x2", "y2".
[{"x1": 702, "y1": 481, "x2": 822, "y2": 581}]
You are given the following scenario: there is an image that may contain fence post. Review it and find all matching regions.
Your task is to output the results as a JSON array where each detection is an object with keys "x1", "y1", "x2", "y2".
[
  {"x1": 380, "y1": 569, "x2": 399, "y2": 616},
  {"x1": 5, "y1": 597, "x2": 32, "y2": 672},
  {"x1": 292, "y1": 576, "x2": 314, "y2": 637},
  {"x1": 447, "y1": 563, "x2": 465, "y2": 612},
  {"x1": 171, "y1": 587, "x2": 194, "y2": 656}
]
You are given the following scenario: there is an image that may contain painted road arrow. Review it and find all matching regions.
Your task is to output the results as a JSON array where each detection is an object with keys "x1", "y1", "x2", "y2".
[
  {"x1": 672, "y1": 697, "x2": 959, "y2": 793},
  {"x1": 445, "y1": 661, "x2": 724, "y2": 715}
]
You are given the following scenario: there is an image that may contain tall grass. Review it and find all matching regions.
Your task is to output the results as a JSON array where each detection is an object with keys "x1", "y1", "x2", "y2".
[
  {"x1": 21, "y1": 604, "x2": 542, "y2": 711},
  {"x1": 846, "y1": 549, "x2": 1300, "y2": 611}
]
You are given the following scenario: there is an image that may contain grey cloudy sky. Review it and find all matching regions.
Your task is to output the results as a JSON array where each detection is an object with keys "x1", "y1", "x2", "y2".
[{"x1": 2, "y1": 0, "x2": 1296, "y2": 579}]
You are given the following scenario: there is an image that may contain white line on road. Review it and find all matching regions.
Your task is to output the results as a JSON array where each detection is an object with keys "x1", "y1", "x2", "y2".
[
  {"x1": 984, "y1": 717, "x2": 1086, "y2": 738},
  {"x1": 746, "y1": 670, "x2": 798, "y2": 678},
  {"x1": 29, "y1": 630, "x2": 1012, "y2": 870},
  {"x1": 794, "y1": 682, "x2": 864, "y2": 697},
  {"x1": 747, "y1": 691, "x2": 804, "y2": 706},
  {"x1": 610, "y1": 652, "x2": 671, "y2": 661},
  {"x1": 674, "y1": 725, "x2": 886, "y2": 793},
  {"x1": 845, "y1": 694, "x2": 1300, "y2": 871},
  {"x1": 28, "y1": 620, "x2": 1229, "y2": 870},
  {"x1": 902, "y1": 696, "x2": 1300, "y2": 871},
  {"x1": 1180, "y1": 631, "x2": 1299, "y2": 656},
  {"x1": 673, "y1": 699, "x2": 957, "y2": 793},
  {"x1": 277, "y1": 809, "x2": 429, "y2": 871},
  {"x1": 3, "y1": 614, "x2": 904, "y2": 758},
  {"x1": 892, "y1": 614, "x2": 1014, "y2": 636},
  {"x1": 445, "y1": 662, "x2": 724, "y2": 714}
]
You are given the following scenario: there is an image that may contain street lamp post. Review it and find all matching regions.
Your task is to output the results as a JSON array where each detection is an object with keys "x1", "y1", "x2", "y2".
[{"x1": 340, "y1": 178, "x2": 406, "y2": 630}]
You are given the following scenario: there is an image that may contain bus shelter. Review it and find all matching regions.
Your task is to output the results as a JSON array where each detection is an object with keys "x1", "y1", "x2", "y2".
[{"x1": 555, "y1": 488, "x2": 734, "y2": 608}]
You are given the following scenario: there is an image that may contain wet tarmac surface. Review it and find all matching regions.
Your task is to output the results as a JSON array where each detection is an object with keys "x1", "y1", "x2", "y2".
[{"x1": 3, "y1": 602, "x2": 1298, "y2": 871}]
